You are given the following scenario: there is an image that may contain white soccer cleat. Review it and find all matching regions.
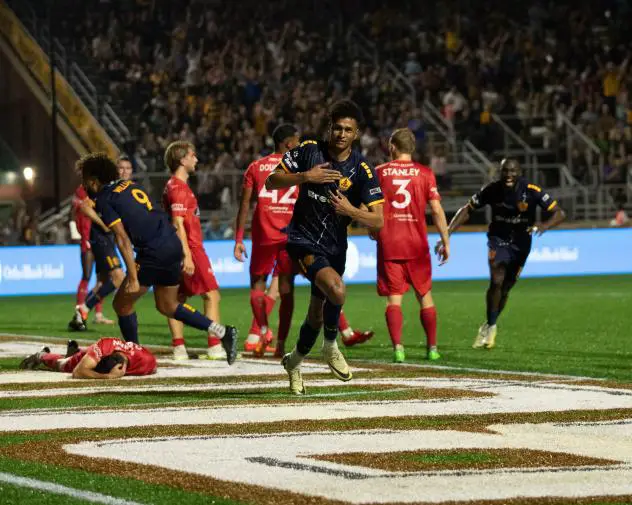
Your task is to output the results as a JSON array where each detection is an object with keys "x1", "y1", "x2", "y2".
[
  {"x1": 473, "y1": 324, "x2": 489, "y2": 349},
  {"x1": 199, "y1": 343, "x2": 227, "y2": 361},
  {"x1": 172, "y1": 344, "x2": 189, "y2": 361},
  {"x1": 281, "y1": 353, "x2": 305, "y2": 395},
  {"x1": 93, "y1": 312, "x2": 115, "y2": 325},
  {"x1": 323, "y1": 346, "x2": 352, "y2": 382},
  {"x1": 484, "y1": 324, "x2": 498, "y2": 349}
]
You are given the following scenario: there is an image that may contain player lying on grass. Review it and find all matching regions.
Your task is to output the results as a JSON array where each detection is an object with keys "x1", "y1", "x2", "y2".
[
  {"x1": 19, "y1": 338, "x2": 157, "y2": 378},
  {"x1": 266, "y1": 99, "x2": 384, "y2": 395},
  {"x1": 442, "y1": 158, "x2": 565, "y2": 349},
  {"x1": 375, "y1": 128, "x2": 450, "y2": 362},
  {"x1": 68, "y1": 156, "x2": 132, "y2": 331},
  {"x1": 79, "y1": 152, "x2": 238, "y2": 364}
]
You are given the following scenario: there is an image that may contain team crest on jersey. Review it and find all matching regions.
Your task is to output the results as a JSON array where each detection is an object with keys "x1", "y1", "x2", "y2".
[
  {"x1": 517, "y1": 201, "x2": 529, "y2": 212},
  {"x1": 303, "y1": 254, "x2": 315, "y2": 267},
  {"x1": 338, "y1": 177, "x2": 353, "y2": 191}
]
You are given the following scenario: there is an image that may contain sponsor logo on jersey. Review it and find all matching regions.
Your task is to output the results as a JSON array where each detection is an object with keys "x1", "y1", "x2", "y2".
[
  {"x1": 369, "y1": 187, "x2": 382, "y2": 195},
  {"x1": 307, "y1": 189, "x2": 328, "y2": 203}
]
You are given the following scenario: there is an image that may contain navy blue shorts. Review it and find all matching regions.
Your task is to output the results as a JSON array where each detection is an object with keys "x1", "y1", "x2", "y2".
[
  {"x1": 286, "y1": 243, "x2": 346, "y2": 299},
  {"x1": 137, "y1": 237, "x2": 183, "y2": 287},
  {"x1": 488, "y1": 236, "x2": 531, "y2": 269},
  {"x1": 91, "y1": 235, "x2": 121, "y2": 275}
]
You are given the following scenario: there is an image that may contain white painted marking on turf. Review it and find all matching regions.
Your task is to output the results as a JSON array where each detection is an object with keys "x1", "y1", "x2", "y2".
[
  {"x1": 0, "y1": 342, "x2": 67, "y2": 358},
  {"x1": 3, "y1": 378, "x2": 632, "y2": 432},
  {"x1": 0, "y1": 471, "x2": 146, "y2": 505},
  {"x1": 64, "y1": 422, "x2": 632, "y2": 503}
]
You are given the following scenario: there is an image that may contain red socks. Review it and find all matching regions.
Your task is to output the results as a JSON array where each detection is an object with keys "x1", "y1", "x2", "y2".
[
  {"x1": 420, "y1": 307, "x2": 437, "y2": 348},
  {"x1": 172, "y1": 337, "x2": 185, "y2": 347},
  {"x1": 95, "y1": 301, "x2": 103, "y2": 314},
  {"x1": 41, "y1": 353, "x2": 63, "y2": 370},
  {"x1": 76, "y1": 279, "x2": 89, "y2": 305},
  {"x1": 277, "y1": 293, "x2": 294, "y2": 343},
  {"x1": 250, "y1": 289, "x2": 269, "y2": 330},
  {"x1": 338, "y1": 309, "x2": 350, "y2": 332},
  {"x1": 385, "y1": 305, "x2": 403, "y2": 347}
]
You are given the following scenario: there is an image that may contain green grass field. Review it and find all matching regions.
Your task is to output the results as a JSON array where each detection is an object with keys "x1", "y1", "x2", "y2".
[{"x1": 1, "y1": 274, "x2": 631, "y2": 381}]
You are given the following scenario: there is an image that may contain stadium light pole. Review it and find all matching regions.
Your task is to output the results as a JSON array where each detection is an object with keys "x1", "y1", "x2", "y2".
[{"x1": 49, "y1": 0, "x2": 61, "y2": 213}]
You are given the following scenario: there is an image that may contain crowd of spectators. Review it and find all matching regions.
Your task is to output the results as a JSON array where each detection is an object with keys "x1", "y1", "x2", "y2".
[{"x1": 25, "y1": 0, "x2": 632, "y2": 213}]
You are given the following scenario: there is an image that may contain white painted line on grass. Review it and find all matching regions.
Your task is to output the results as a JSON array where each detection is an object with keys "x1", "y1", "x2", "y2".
[{"x1": 0, "y1": 471, "x2": 147, "y2": 505}]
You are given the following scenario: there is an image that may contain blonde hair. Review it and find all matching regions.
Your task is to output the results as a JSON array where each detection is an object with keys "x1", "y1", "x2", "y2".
[
  {"x1": 164, "y1": 141, "x2": 194, "y2": 172},
  {"x1": 389, "y1": 128, "x2": 416, "y2": 154}
]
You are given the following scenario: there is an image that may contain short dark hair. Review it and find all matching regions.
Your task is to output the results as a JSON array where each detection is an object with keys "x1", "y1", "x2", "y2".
[
  {"x1": 117, "y1": 154, "x2": 131, "y2": 164},
  {"x1": 272, "y1": 124, "x2": 298, "y2": 149},
  {"x1": 78, "y1": 152, "x2": 119, "y2": 185},
  {"x1": 94, "y1": 352, "x2": 126, "y2": 374},
  {"x1": 329, "y1": 99, "x2": 364, "y2": 127}
]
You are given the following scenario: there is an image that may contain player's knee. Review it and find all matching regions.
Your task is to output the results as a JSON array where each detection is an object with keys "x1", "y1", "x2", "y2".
[
  {"x1": 111, "y1": 269, "x2": 125, "y2": 287},
  {"x1": 326, "y1": 279, "x2": 346, "y2": 306},
  {"x1": 155, "y1": 299, "x2": 177, "y2": 317},
  {"x1": 490, "y1": 271, "x2": 505, "y2": 287}
]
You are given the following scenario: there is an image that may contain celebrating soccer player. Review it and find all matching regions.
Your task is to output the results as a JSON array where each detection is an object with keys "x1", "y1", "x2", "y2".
[
  {"x1": 162, "y1": 141, "x2": 225, "y2": 360},
  {"x1": 443, "y1": 158, "x2": 566, "y2": 349},
  {"x1": 376, "y1": 128, "x2": 450, "y2": 363},
  {"x1": 79, "y1": 152, "x2": 238, "y2": 364},
  {"x1": 68, "y1": 156, "x2": 131, "y2": 331},
  {"x1": 20, "y1": 337, "x2": 157, "y2": 379},
  {"x1": 234, "y1": 124, "x2": 301, "y2": 358},
  {"x1": 266, "y1": 100, "x2": 384, "y2": 395}
]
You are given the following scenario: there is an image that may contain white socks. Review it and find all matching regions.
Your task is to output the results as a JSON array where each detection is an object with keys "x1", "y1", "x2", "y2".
[{"x1": 209, "y1": 321, "x2": 226, "y2": 338}]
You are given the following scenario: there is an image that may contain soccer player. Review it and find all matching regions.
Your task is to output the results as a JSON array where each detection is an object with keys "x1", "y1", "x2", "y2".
[
  {"x1": 234, "y1": 124, "x2": 301, "y2": 358},
  {"x1": 163, "y1": 141, "x2": 224, "y2": 360},
  {"x1": 443, "y1": 158, "x2": 566, "y2": 348},
  {"x1": 375, "y1": 128, "x2": 449, "y2": 363},
  {"x1": 68, "y1": 156, "x2": 131, "y2": 331},
  {"x1": 19, "y1": 337, "x2": 157, "y2": 378},
  {"x1": 79, "y1": 152, "x2": 238, "y2": 364},
  {"x1": 266, "y1": 99, "x2": 384, "y2": 395}
]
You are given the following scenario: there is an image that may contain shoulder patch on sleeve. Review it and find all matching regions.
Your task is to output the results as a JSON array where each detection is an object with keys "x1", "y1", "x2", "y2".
[
  {"x1": 360, "y1": 161, "x2": 373, "y2": 179},
  {"x1": 300, "y1": 140, "x2": 318, "y2": 147},
  {"x1": 528, "y1": 184, "x2": 542, "y2": 192}
]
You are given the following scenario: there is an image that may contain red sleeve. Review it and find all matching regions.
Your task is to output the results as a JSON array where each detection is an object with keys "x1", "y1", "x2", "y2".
[
  {"x1": 72, "y1": 186, "x2": 88, "y2": 209},
  {"x1": 243, "y1": 162, "x2": 256, "y2": 189},
  {"x1": 426, "y1": 171, "x2": 441, "y2": 201},
  {"x1": 166, "y1": 185, "x2": 189, "y2": 217},
  {"x1": 86, "y1": 338, "x2": 113, "y2": 361}
]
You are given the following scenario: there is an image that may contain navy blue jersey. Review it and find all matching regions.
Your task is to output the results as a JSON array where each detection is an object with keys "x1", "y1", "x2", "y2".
[
  {"x1": 84, "y1": 192, "x2": 111, "y2": 244},
  {"x1": 95, "y1": 179, "x2": 177, "y2": 253},
  {"x1": 469, "y1": 178, "x2": 558, "y2": 242},
  {"x1": 279, "y1": 140, "x2": 384, "y2": 255}
]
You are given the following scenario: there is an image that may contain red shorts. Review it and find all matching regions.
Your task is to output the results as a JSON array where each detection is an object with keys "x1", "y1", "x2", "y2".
[
  {"x1": 179, "y1": 247, "x2": 219, "y2": 297},
  {"x1": 250, "y1": 242, "x2": 294, "y2": 277},
  {"x1": 377, "y1": 253, "x2": 432, "y2": 297}
]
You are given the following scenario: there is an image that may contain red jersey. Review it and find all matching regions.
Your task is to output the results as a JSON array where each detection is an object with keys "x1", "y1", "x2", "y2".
[
  {"x1": 163, "y1": 176, "x2": 204, "y2": 250},
  {"x1": 72, "y1": 185, "x2": 92, "y2": 238},
  {"x1": 243, "y1": 153, "x2": 297, "y2": 246},
  {"x1": 376, "y1": 160, "x2": 441, "y2": 260},
  {"x1": 86, "y1": 337, "x2": 157, "y2": 376}
]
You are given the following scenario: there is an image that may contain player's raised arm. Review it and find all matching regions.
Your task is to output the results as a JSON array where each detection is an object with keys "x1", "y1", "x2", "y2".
[{"x1": 234, "y1": 171, "x2": 254, "y2": 262}]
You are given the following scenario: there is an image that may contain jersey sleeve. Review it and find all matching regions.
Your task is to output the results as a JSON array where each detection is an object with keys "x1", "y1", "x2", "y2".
[
  {"x1": 243, "y1": 162, "x2": 256, "y2": 188},
  {"x1": 96, "y1": 194, "x2": 122, "y2": 228},
  {"x1": 166, "y1": 185, "x2": 189, "y2": 217},
  {"x1": 279, "y1": 141, "x2": 316, "y2": 173},
  {"x1": 528, "y1": 183, "x2": 558, "y2": 211},
  {"x1": 426, "y1": 171, "x2": 441, "y2": 201},
  {"x1": 358, "y1": 161, "x2": 384, "y2": 207},
  {"x1": 468, "y1": 183, "x2": 495, "y2": 210},
  {"x1": 86, "y1": 338, "x2": 113, "y2": 362}
]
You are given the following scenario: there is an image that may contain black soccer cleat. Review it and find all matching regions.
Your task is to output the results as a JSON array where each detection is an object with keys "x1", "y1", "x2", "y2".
[
  {"x1": 221, "y1": 325, "x2": 238, "y2": 365},
  {"x1": 65, "y1": 340, "x2": 80, "y2": 357},
  {"x1": 19, "y1": 347, "x2": 50, "y2": 370},
  {"x1": 68, "y1": 307, "x2": 88, "y2": 332}
]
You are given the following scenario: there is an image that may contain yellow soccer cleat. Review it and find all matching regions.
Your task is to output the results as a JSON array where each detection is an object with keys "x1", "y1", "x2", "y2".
[
  {"x1": 473, "y1": 324, "x2": 488, "y2": 348},
  {"x1": 484, "y1": 325, "x2": 497, "y2": 349}
]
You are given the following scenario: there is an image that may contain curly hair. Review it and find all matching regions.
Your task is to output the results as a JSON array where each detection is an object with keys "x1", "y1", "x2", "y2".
[
  {"x1": 329, "y1": 99, "x2": 364, "y2": 127},
  {"x1": 77, "y1": 152, "x2": 119, "y2": 185}
]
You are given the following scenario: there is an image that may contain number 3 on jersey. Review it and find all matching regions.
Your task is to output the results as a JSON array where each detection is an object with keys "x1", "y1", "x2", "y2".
[
  {"x1": 391, "y1": 179, "x2": 411, "y2": 209},
  {"x1": 132, "y1": 188, "x2": 153, "y2": 211},
  {"x1": 258, "y1": 186, "x2": 297, "y2": 204}
]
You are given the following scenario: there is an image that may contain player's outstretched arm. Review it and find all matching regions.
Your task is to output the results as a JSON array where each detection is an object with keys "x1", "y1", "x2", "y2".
[
  {"x1": 447, "y1": 203, "x2": 472, "y2": 236},
  {"x1": 234, "y1": 185, "x2": 253, "y2": 262},
  {"x1": 80, "y1": 201, "x2": 109, "y2": 233},
  {"x1": 430, "y1": 200, "x2": 450, "y2": 265},
  {"x1": 71, "y1": 354, "x2": 124, "y2": 379},
  {"x1": 266, "y1": 163, "x2": 341, "y2": 190}
]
